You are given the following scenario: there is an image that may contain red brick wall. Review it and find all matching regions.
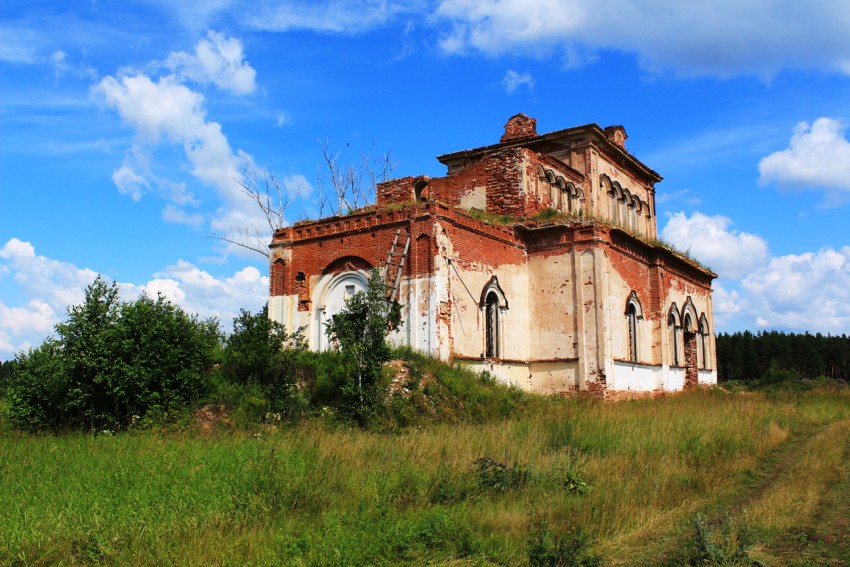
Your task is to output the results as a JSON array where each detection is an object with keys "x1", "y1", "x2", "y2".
[
  {"x1": 270, "y1": 258, "x2": 286, "y2": 296},
  {"x1": 270, "y1": 203, "x2": 527, "y2": 305},
  {"x1": 377, "y1": 177, "x2": 415, "y2": 205},
  {"x1": 485, "y1": 149, "x2": 527, "y2": 218},
  {"x1": 428, "y1": 159, "x2": 489, "y2": 207},
  {"x1": 501, "y1": 113, "x2": 538, "y2": 142}
]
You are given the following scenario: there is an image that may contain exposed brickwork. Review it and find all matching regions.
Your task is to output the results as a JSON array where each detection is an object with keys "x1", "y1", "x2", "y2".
[
  {"x1": 270, "y1": 258, "x2": 286, "y2": 296},
  {"x1": 604, "y1": 125, "x2": 628, "y2": 148},
  {"x1": 684, "y1": 332, "x2": 698, "y2": 387},
  {"x1": 376, "y1": 177, "x2": 415, "y2": 206},
  {"x1": 270, "y1": 114, "x2": 717, "y2": 396},
  {"x1": 501, "y1": 113, "x2": 538, "y2": 142},
  {"x1": 428, "y1": 159, "x2": 489, "y2": 208},
  {"x1": 271, "y1": 202, "x2": 526, "y2": 290},
  {"x1": 485, "y1": 149, "x2": 527, "y2": 218}
]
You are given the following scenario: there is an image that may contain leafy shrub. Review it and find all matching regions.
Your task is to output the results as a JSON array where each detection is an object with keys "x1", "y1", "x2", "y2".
[
  {"x1": 220, "y1": 305, "x2": 306, "y2": 417},
  {"x1": 759, "y1": 363, "x2": 803, "y2": 386},
  {"x1": 296, "y1": 350, "x2": 350, "y2": 409},
  {"x1": 473, "y1": 456, "x2": 530, "y2": 493},
  {"x1": 527, "y1": 514, "x2": 601, "y2": 567},
  {"x1": 563, "y1": 468, "x2": 592, "y2": 495},
  {"x1": 5, "y1": 339, "x2": 67, "y2": 430},
  {"x1": 688, "y1": 514, "x2": 761, "y2": 566},
  {"x1": 0, "y1": 359, "x2": 16, "y2": 393},
  {"x1": 6, "y1": 276, "x2": 221, "y2": 431},
  {"x1": 324, "y1": 269, "x2": 401, "y2": 425}
]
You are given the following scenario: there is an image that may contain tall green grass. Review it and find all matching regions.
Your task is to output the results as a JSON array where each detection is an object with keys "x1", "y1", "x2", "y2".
[{"x1": 2, "y1": 388, "x2": 848, "y2": 565}]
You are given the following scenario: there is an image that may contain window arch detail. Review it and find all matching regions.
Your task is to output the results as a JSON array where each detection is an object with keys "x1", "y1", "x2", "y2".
[
  {"x1": 698, "y1": 313, "x2": 710, "y2": 370},
  {"x1": 480, "y1": 276, "x2": 508, "y2": 359},
  {"x1": 667, "y1": 303, "x2": 681, "y2": 366},
  {"x1": 625, "y1": 291, "x2": 643, "y2": 362}
]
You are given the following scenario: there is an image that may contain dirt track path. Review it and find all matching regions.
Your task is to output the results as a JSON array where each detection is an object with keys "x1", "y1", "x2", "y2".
[
  {"x1": 760, "y1": 420, "x2": 850, "y2": 566},
  {"x1": 644, "y1": 418, "x2": 850, "y2": 565}
]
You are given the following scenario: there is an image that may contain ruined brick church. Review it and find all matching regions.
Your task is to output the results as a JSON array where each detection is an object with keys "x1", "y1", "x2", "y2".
[{"x1": 269, "y1": 114, "x2": 717, "y2": 395}]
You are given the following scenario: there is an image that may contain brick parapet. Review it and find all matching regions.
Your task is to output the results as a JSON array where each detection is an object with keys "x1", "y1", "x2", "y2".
[
  {"x1": 269, "y1": 202, "x2": 529, "y2": 302},
  {"x1": 376, "y1": 177, "x2": 416, "y2": 206},
  {"x1": 273, "y1": 201, "x2": 522, "y2": 248}
]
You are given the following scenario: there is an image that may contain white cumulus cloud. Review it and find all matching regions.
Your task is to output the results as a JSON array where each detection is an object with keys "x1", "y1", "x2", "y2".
[
  {"x1": 162, "y1": 204, "x2": 205, "y2": 227},
  {"x1": 661, "y1": 211, "x2": 770, "y2": 279},
  {"x1": 758, "y1": 117, "x2": 850, "y2": 203},
  {"x1": 164, "y1": 30, "x2": 257, "y2": 95},
  {"x1": 0, "y1": 238, "x2": 97, "y2": 357},
  {"x1": 661, "y1": 212, "x2": 850, "y2": 333},
  {"x1": 741, "y1": 247, "x2": 850, "y2": 332},
  {"x1": 0, "y1": 238, "x2": 269, "y2": 360},
  {"x1": 94, "y1": 65, "x2": 262, "y2": 237},
  {"x1": 112, "y1": 163, "x2": 149, "y2": 201},
  {"x1": 141, "y1": 261, "x2": 268, "y2": 324},
  {"x1": 501, "y1": 69, "x2": 534, "y2": 94},
  {"x1": 434, "y1": 0, "x2": 850, "y2": 77},
  {"x1": 243, "y1": 0, "x2": 414, "y2": 33}
]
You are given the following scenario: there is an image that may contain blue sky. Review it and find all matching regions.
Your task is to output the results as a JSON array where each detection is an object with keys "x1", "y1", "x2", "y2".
[{"x1": 3, "y1": 0, "x2": 850, "y2": 359}]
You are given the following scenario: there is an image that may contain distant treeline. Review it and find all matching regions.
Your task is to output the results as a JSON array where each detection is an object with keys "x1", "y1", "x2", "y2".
[{"x1": 716, "y1": 331, "x2": 850, "y2": 382}]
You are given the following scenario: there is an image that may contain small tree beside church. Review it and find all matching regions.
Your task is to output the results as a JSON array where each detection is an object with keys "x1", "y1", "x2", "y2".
[{"x1": 324, "y1": 269, "x2": 401, "y2": 425}]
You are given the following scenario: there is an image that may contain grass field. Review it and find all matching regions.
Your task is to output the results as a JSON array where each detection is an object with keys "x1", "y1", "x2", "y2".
[{"x1": 1, "y1": 387, "x2": 849, "y2": 566}]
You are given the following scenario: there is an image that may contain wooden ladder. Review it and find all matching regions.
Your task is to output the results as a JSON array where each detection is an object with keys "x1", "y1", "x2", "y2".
[{"x1": 384, "y1": 229, "x2": 411, "y2": 302}]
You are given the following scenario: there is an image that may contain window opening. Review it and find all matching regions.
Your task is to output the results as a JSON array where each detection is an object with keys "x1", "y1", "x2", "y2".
[
  {"x1": 668, "y1": 312, "x2": 679, "y2": 366},
  {"x1": 698, "y1": 318, "x2": 708, "y2": 369},
  {"x1": 609, "y1": 188, "x2": 619, "y2": 225},
  {"x1": 485, "y1": 291, "x2": 500, "y2": 358},
  {"x1": 627, "y1": 302, "x2": 638, "y2": 362}
]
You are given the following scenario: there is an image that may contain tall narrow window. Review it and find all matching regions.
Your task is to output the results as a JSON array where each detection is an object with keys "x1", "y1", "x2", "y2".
[
  {"x1": 627, "y1": 302, "x2": 638, "y2": 362},
  {"x1": 610, "y1": 189, "x2": 619, "y2": 225},
  {"x1": 668, "y1": 312, "x2": 679, "y2": 366},
  {"x1": 485, "y1": 292, "x2": 500, "y2": 358}
]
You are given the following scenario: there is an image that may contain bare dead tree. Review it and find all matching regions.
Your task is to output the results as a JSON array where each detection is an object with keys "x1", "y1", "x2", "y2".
[
  {"x1": 318, "y1": 141, "x2": 396, "y2": 216},
  {"x1": 213, "y1": 165, "x2": 301, "y2": 258},
  {"x1": 214, "y1": 143, "x2": 396, "y2": 258}
]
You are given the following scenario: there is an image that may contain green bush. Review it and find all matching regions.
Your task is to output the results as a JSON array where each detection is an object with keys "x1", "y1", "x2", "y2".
[
  {"x1": 324, "y1": 269, "x2": 401, "y2": 425},
  {"x1": 5, "y1": 276, "x2": 221, "y2": 431},
  {"x1": 688, "y1": 514, "x2": 761, "y2": 566},
  {"x1": 474, "y1": 456, "x2": 530, "y2": 493},
  {"x1": 0, "y1": 359, "x2": 16, "y2": 393},
  {"x1": 527, "y1": 514, "x2": 601, "y2": 567},
  {"x1": 5, "y1": 339, "x2": 67, "y2": 430},
  {"x1": 220, "y1": 305, "x2": 306, "y2": 416}
]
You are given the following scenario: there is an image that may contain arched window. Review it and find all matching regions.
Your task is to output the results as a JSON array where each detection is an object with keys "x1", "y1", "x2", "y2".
[
  {"x1": 485, "y1": 292, "x2": 499, "y2": 358},
  {"x1": 547, "y1": 171, "x2": 559, "y2": 209},
  {"x1": 536, "y1": 165, "x2": 547, "y2": 201},
  {"x1": 625, "y1": 291, "x2": 642, "y2": 362},
  {"x1": 318, "y1": 271, "x2": 370, "y2": 351},
  {"x1": 480, "y1": 276, "x2": 508, "y2": 359},
  {"x1": 610, "y1": 182, "x2": 622, "y2": 225},
  {"x1": 618, "y1": 186, "x2": 629, "y2": 229},
  {"x1": 556, "y1": 177, "x2": 567, "y2": 212},
  {"x1": 601, "y1": 176, "x2": 615, "y2": 224},
  {"x1": 634, "y1": 200, "x2": 643, "y2": 236},
  {"x1": 668, "y1": 305, "x2": 680, "y2": 366},
  {"x1": 698, "y1": 315, "x2": 709, "y2": 369}
]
